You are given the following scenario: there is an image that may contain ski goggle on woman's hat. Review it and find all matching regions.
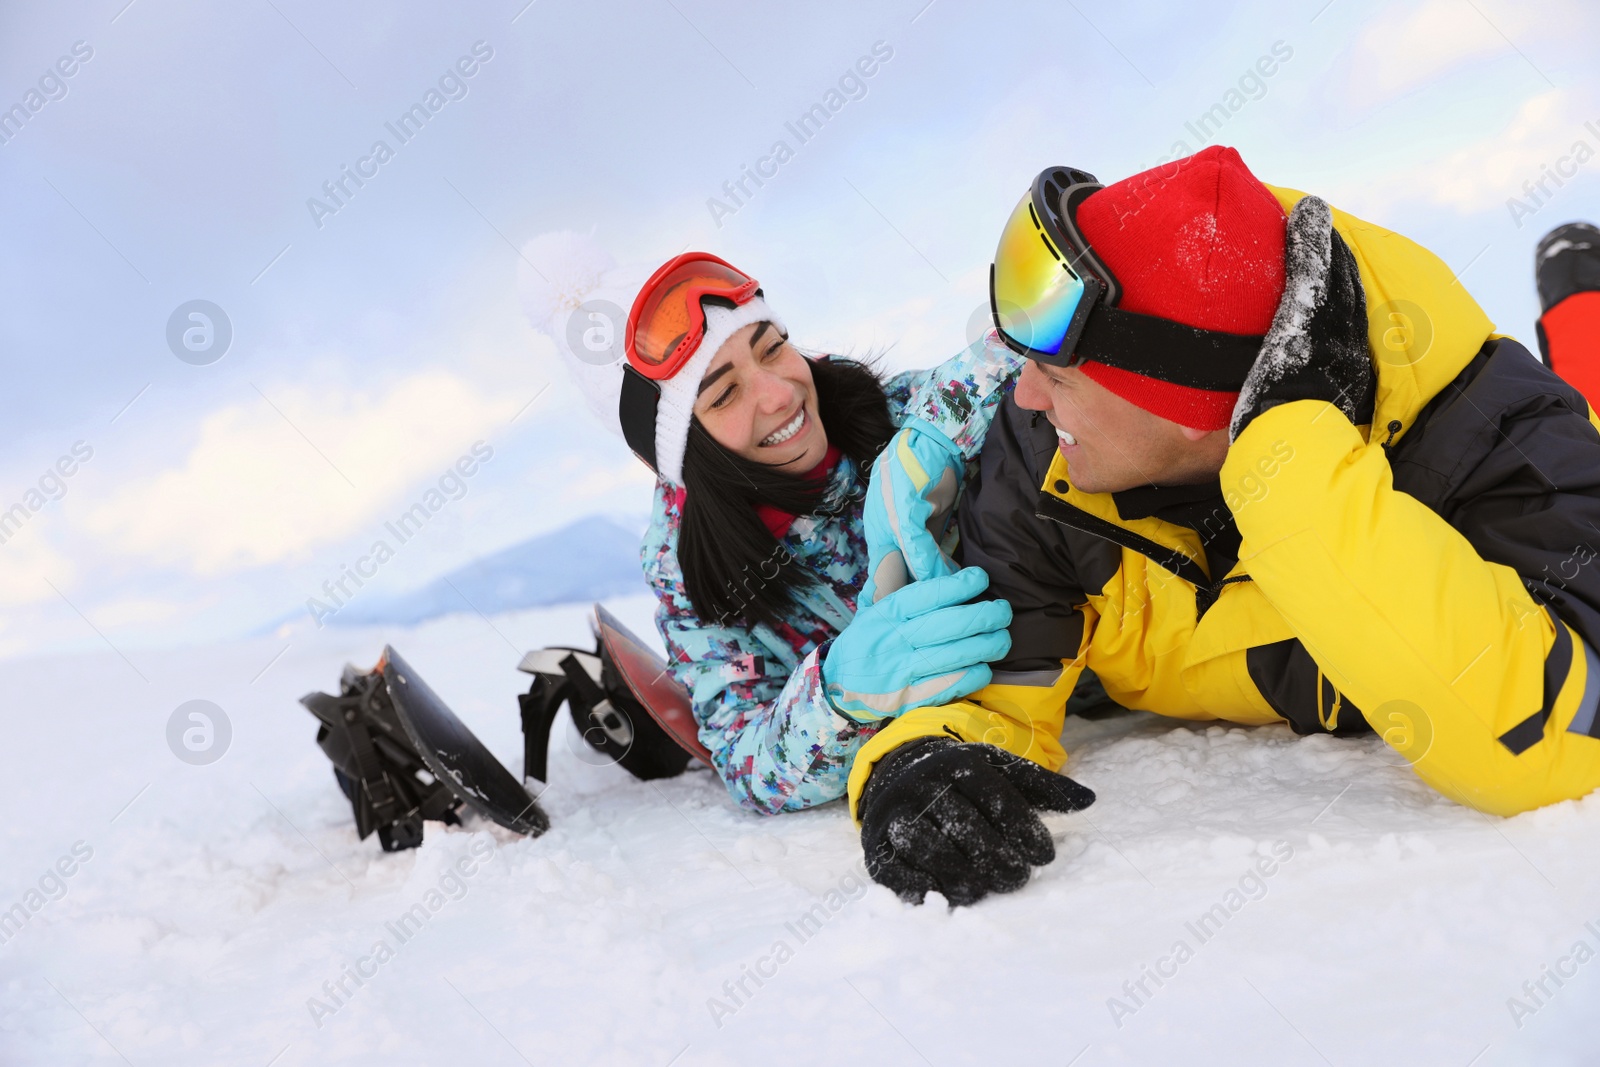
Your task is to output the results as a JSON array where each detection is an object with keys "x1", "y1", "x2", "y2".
[
  {"x1": 625, "y1": 253, "x2": 761, "y2": 379},
  {"x1": 618, "y1": 251, "x2": 781, "y2": 483},
  {"x1": 989, "y1": 165, "x2": 1265, "y2": 386}
]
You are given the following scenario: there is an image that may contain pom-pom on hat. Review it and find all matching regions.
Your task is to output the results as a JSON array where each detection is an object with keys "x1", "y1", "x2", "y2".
[{"x1": 518, "y1": 230, "x2": 636, "y2": 438}]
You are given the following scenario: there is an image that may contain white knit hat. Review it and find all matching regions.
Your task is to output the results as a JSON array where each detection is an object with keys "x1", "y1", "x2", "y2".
[{"x1": 518, "y1": 231, "x2": 784, "y2": 486}]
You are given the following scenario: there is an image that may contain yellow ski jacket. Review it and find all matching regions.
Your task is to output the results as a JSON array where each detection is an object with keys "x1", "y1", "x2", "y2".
[{"x1": 848, "y1": 187, "x2": 1600, "y2": 819}]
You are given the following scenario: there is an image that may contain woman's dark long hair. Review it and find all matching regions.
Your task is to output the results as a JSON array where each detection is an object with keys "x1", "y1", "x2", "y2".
[{"x1": 678, "y1": 356, "x2": 897, "y2": 630}]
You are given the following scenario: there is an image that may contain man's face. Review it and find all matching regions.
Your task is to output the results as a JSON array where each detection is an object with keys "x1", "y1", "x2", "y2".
[{"x1": 1012, "y1": 360, "x2": 1229, "y2": 493}]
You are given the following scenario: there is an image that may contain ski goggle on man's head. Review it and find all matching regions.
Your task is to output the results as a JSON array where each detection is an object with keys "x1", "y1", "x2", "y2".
[
  {"x1": 989, "y1": 166, "x2": 1122, "y2": 365},
  {"x1": 625, "y1": 252, "x2": 761, "y2": 380}
]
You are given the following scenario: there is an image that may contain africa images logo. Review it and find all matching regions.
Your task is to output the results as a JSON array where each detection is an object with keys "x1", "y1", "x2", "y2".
[{"x1": 0, "y1": 40, "x2": 94, "y2": 146}]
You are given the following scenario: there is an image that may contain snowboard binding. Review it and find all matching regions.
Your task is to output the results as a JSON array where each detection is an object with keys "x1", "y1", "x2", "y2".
[
  {"x1": 301, "y1": 659, "x2": 465, "y2": 852},
  {"x1": 518, "y1": 605, "x2": 714, "y2": 784},
  {"x1": 301, "y1": 647, "x2": 549, "y2": 852},
  {"x1": 301, "y1": 607, "x2": 708, "y2": 853},
  {"x1": 517, "y1": 645, "x2": 688, "y2": 783}
]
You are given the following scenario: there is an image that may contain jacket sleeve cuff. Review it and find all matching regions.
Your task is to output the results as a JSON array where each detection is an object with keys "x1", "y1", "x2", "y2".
[
  {"x1": 844, "y1": 680, "x2": 1075, "y2": 823},
  {"x1": 725, "y1": 644, "x2": 881, "y2": 814},
  {"x1": 902, "y1": 335, "x2": 1024, "y2": 459}
]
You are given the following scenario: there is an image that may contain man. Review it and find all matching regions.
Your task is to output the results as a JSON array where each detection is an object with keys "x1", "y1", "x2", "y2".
[{"x1": 851, "y1": 146, "x2": 1600, "y2": 906}]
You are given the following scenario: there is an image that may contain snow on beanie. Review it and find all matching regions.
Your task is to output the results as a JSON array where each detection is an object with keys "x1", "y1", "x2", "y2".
[{"x1": 1074, "y1": 145, "x2": 1288, "y2": 431}]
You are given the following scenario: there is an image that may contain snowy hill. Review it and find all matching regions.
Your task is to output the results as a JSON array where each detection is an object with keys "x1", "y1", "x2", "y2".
[
  {"x1": 328, "y1": 515, "x2": 647, "y2": 627},
  {"x1": 5, "y1": 599, "x2": 1600, "y2": 1064}
]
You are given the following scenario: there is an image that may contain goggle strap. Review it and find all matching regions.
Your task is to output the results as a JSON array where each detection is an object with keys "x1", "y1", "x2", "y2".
[
  {"x1": 1070, "y1": 303, "x2": 1264, "y2": 391},
  {"x1": 619, "y1": 365, "x2": 661, "y2": 472}
]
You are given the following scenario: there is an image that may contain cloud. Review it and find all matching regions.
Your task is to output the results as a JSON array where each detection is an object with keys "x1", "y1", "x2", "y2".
[
  {"x1": 1349, "y1": 88, "x2": 1596, "y2": 218},
  {"x1": 806, "y1": 262, "x2": 991, "y2": 376},
  {"x1": 83, "y1": 370, "x2": 528, "y2": 576},
  {"x1": 1345, "y1": 0, "x2": 1507, "y2": 107},
  {"x1": 1429, "y1": 90, "x2": 1596, "y2": 214},
  {"x1": 88, "y1": 597, "x2": 188, "y2": 628},
  {"x1": 552, "y1": 452, "x2": 657, "y2": 505},
  {"x1": 0, "y1": 526, "x2": 78, "y2": 607}
]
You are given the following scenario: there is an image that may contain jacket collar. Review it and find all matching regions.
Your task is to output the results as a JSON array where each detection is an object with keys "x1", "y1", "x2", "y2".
[
  {"x1": 1037, "y1": 456, "x2": 1217, "y2": 580},
  {"x1": 1264, "y1": 184, "x2": 1496, "y2": 448}
]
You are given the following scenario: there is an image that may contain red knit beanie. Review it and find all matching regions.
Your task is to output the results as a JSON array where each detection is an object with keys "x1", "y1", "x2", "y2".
[{"x1": 1074, "y1": 145, "x2": 1287, "y2": 430}]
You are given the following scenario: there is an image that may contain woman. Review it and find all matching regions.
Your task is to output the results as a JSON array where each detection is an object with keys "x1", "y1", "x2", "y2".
[{"x1": 524, "y1": 236, "x2": 1024, "y2": 813}]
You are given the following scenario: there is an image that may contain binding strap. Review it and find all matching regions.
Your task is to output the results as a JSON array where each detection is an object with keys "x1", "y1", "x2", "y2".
[{"x1": 338, "y1": 691, "x2": 404, "y2": 826}]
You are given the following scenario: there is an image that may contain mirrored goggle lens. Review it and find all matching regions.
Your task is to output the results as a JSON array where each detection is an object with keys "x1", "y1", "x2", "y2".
[
  {"x1": 991, "y1": 192, "x2": 1085, "y2": 356},
  {"x1": 632, "y1": 259, "x2": 757, "y2": 368}
]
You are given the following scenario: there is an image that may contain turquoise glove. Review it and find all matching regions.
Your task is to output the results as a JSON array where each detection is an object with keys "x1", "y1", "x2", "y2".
[
  {"x1": 860, "y1": 421, "x2": 965, "y2": 608},
  {"x1": 825, "y1": 567, "x2": 1011, "y2": 722}
]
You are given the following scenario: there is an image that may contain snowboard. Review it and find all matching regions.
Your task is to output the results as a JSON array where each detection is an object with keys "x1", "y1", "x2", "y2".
[
  {"x1": 380, "y1": 646, "x2": 550, "y2": 836},
  {"x1": 593, "y1": 604, "x2": 714, "y2": 768}
]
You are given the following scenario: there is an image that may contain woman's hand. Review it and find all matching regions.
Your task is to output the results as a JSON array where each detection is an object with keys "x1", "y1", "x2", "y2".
[
  {"x1": 859, "y1": 423, "x2": 966, "y2": 607},
  {"x1": 824, "y1": 567, "x2": 1011, "y2": 722}
]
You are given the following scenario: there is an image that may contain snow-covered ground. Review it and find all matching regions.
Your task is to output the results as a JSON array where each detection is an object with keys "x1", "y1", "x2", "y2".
[{"x1": 4, "y1": 596, "x2": 1600, "y2": 1066}]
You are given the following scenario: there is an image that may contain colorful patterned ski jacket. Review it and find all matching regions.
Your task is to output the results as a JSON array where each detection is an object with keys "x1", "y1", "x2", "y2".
[{"x1": 640, "y1": 337, "x2": 1021, "y2": 814}]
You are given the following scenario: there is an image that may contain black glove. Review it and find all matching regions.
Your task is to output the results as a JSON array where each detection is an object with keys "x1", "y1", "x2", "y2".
[
  {"x1": 1229, "y1": 195, "x2": 1375, "y2": 442},
  {"x1": 858, "y1": 737, "x2": 1095, "y2": 907}
]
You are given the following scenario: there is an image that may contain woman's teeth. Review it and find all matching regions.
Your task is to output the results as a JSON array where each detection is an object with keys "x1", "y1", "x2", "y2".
[
  {"x1": 761, "y1": 410, "x2": 805, "y2": 447},
  {"x1": 1056, "y1": 427, "x2": 1078, "y2": 446}
]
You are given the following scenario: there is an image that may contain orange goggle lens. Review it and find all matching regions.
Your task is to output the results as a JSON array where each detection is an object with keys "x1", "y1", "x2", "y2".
[{"x1": 626, "y1": 255, "x2": 759, "y2": 379}]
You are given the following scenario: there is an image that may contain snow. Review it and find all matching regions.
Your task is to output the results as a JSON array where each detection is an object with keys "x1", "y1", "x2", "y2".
[{"x1": 5, "y1": 598, "x2": 1600, "y2": 1065}]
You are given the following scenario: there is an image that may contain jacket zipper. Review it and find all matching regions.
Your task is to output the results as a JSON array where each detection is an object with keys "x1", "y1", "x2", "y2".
[
  {"x1": 1036, "y1": 492, "x2": 1252, "y2": 619},
  {"x1": 1380, "y1": 419, "x2": 1403, "y2": 455}
]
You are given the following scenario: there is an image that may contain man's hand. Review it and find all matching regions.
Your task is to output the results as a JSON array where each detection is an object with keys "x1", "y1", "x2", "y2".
[
  {"x1": 824, "y1": 567, "x2": 1010, "y2": 722},
  {"x1": 859, "y1": 737, "x2": 1095, "y2": 906},
  {"x1": 1230, "y1": 195, "x2": 1374, "y2": 442},
  {"x1": 859, "y1": 423, "x2": 965, "y2": 607}
]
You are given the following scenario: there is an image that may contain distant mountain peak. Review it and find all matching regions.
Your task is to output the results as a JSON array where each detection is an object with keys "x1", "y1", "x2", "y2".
[{"x1": 328, "y1": 514, "x2": 646, "y2": 627}]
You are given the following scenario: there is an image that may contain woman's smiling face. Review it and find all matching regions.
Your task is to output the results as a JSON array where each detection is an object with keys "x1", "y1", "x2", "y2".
[{"x1": 692, "y1": 321, "x2": 828, "y2": 470}]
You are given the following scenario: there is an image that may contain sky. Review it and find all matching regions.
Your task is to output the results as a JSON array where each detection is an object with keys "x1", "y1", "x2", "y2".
[{"x1": 0, "y1": 0, "x2": 1597, "y2": 663}]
